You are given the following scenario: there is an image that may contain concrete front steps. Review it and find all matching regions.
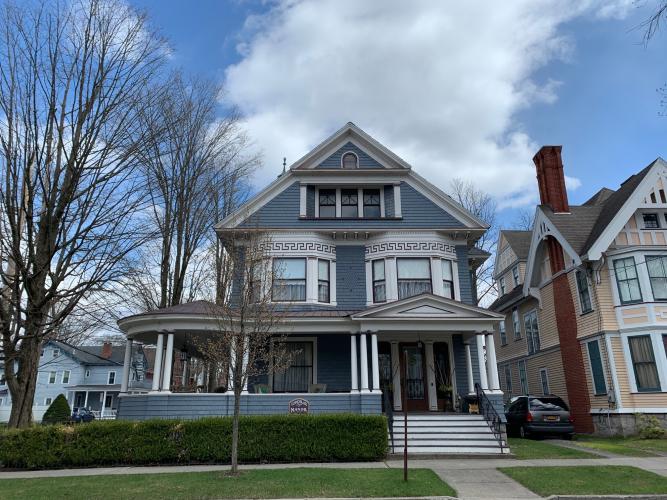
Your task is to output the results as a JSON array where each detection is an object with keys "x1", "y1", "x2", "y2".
[{"x1": 388, "y1": 414, "x2": 509, "y2": 455}]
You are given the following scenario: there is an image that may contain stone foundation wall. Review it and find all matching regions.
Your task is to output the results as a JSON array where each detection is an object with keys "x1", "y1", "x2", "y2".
[{"x1": 591, "y1": 411, "x2": 667, "y2": 436}]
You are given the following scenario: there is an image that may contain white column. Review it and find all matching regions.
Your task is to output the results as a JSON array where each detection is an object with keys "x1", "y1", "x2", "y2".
[
  {"x1": 371, "y1": 333, "x2": 380, "y2": 391},
  {"x1": 425, "y1": 341, "x2": 438, "y2": 410},
  {"x1": 464, "y1": 342, "x2": 474, "y2": 395},
  {"x1": 393, "y1": 184, "x2": 402, "y2": 217},
  {"x1": 121, "y1": 338, "x2": 133, "y2": 393},
  {"x1": 242, "y1": 335, "x2": 249, "y2": 394},
  {"x1": 359, "y1": 333, "x2": 369, "y2": 392},
  {"x1": 335, "y1": 188, "x2": 342, "y2": 217},
  {"x1": 299, "y1": 184, "x2": 307, "y2": 217},
  {"x1": 357, "y1": 188, "x2": 363, "y2": 218},
  {"x1": 181, "y1": 356, "x2": 188, "y2": 388},
  {"x1": 161, "y1": 333, "x2": 174, "y2": 392},
  {"x1": 350, "y1": 335, "x2": 359, "y2": 392},
  {"x1": 101, "y1": 390, "x2": 107, "y2": 417},
  {"x1": 476, "y1": 333, "x2": 489, "y2": 391},
  {"x1": 485, "y1": 332, "x2": 501, "y2": 391},
  {"x1": 83, "y1": 391, "x2": 89, "y2": 409},
  {"x1": 391, "y1": 342, "x2": 402, "y2": 410},
  {"x1": 151, "y1": 334, "x2": 164, "y2": 392}
]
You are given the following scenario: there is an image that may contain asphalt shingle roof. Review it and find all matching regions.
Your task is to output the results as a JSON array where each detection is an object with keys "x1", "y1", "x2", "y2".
[{"x1": 501, "y1": 230, "x2": 532, "y2": 260}]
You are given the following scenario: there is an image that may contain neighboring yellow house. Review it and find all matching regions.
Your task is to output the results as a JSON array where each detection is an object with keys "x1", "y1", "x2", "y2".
[{"x1": 491, "y1": 145, "x2": 667, "y2": 435}]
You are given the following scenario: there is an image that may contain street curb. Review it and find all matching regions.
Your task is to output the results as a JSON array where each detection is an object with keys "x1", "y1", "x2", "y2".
[{"x1": 546, "y1": 496, "x2": 667, "y2": 499}]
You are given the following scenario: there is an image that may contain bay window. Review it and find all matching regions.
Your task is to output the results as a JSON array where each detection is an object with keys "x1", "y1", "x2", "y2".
[
  {"x1": 318, "y1": 189, "x2": 336, "y2": 217},
  {"x1": 628, "y1": 335, "x2": 661, "y2": 392},
  {"x1": 372, "y1": 259, "x2": 386, "y2": 303},
  {"x1": 318, "y1": 259, "x2": 330, "y2": 303},
  {"x1": 397, "y1": 258, "x2": 432, "y2": 299},
  {"x1": 363, "y1": 189, "x2": 381, "y2": 218},
  {"x1": 341, "y1": 189, "x2": 358, "y2": 218},
  {"x1": 442, "y1": 259, "x2": 454, "y2": 299},
  {"x1": 647, "y1": 255, "x2": 667, "y2": 300},
  {"x1": 614, "y1": 257, "x2": 642, "y2": 304},
  {"x1": 272, "y1": 258, "x2": 307, "y2": 302},
  {"x1": 273, "y1": 342, "x2": 314, "y2": 392}
]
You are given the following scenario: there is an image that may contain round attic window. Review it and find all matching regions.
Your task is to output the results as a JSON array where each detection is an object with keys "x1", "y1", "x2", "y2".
[{"x1": 342, "y1": 152, "x2": 358, "y2": 169}]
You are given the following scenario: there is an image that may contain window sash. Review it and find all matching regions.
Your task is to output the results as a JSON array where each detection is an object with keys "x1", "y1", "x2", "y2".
[
  {"x1": 614, "y1": 258, "x2": 642, "y2": 304},
  {"x1": 372, "y1": 260, "x2": 386, "y2": 303},
  {"x1": 273, "y1": 342, "x2": 313, "y2": 392},
  {"x1": 342, "y1": 153, "x2": 357, "y2": 169},
  {"x1": 62, "y1": 370, "x2": 70, "y2": 384},
  {"x1": 643, "y1": 213, "x2": 660, "y2": 229},
  {"x1": 318, "y1": 189, "x2": 336, "y2": 217},
  {"x1": 499, "y1": 320, "x2": 507, "y2": 345},
  {"x1": 504, "y1": 365, "x2": 512, "y2": 393},
  {"x1": 647, "y1": 256, "x2": 667, "y2": 300},
  {"x1": 108, "y1": 372, "x2": 116, "y2": 385},
  {"x1": 273, "y1": 258, "x2": 307, "y2": 302},
  {"x1": 48, "y1": 371, "x2": 56, "y2": 384},
  {"x1": 512, "y1": 266, "x2": 519, "y2": 287},
  {"x1": 539, "y1": 369, "x2": 549, "y2": 395},
  {"x1": 442, "y1": 260, "x2": 454, "y2": 299},
  {"x1": 576, "y1": 270, "x2": 593, "y2": 313},
  {"x1": 587, "y1": 340, "x2": 607, "y2": 395},
  {"x1": 499, "y1": 278, "x2": 506, "y2": 295},
  {"x1": 518, "y1": 361, "x2": 528, "y2": 394},
  {"x1": 629, "y1": 335, "x2": 661, "y2": 392},
  {"x1": 363, "y1": 189, "x2": 381, "y2": 218},
  {"x1": 318, "y1": 260, "x2": 330, "y2": 303},
  {"x1": 397, "y1": 258, "x2": 432, "y2": 299},
  {"x1": 512, "y1": 309, "x2": 521, "y2": 339},
  {"x1": 341, "y1": 189, "x2": 358, "y2": 218}
]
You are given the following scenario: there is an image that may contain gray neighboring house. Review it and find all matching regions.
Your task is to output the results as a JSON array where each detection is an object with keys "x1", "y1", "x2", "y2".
[{"x1": 0, "y1": 340, "x2": 150, "y2": 422}]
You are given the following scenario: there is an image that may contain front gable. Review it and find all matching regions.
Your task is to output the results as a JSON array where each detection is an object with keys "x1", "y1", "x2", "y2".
[
  {"x1": 351, "y1": 294, "x2": 503, "y2": 320},
  {"x1": 316, "y1": 141, "x2": 384, "y2": 169}
]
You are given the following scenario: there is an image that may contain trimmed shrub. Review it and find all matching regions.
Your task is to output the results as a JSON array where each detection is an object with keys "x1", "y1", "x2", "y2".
[
  {"x1": 0, "y1": 414, "x2": 387, "y2": 469},
  {"x1": 41, "y1": 395, "x2": 71, "y2": 425},
  {"x1": 636, "y1": 413, "x2": 667, "y2": 439}
]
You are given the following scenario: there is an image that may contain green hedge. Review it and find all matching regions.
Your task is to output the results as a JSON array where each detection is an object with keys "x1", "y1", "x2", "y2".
[{"x1": 0, "y1": 414, "x2": 387, "y2": 469}]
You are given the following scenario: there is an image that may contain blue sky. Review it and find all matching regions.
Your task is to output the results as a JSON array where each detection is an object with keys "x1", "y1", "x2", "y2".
[{"x1": 130, "y1": 1, "x2": 667, "y2": 227}]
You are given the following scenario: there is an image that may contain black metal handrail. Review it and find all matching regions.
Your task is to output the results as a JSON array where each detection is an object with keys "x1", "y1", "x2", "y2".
[
  {"x1": 383, "y1": 388, "x2": 395, "y2": 453},
  {"x1": 475, "y1": 383, "x2": 505, "y2": 453}
]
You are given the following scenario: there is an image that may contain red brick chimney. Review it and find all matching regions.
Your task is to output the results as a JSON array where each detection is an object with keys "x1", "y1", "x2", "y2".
[
  {"x1": 101, "y1": 341, "x2": 113, "y2": 359},
  {"x1": 533, "y1": 145, "x2": 569, "y2": 213}
]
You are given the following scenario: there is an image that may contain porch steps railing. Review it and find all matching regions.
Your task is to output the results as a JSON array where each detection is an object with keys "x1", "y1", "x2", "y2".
[{"x1": 390, "y1": 414, "x2": 509, "y2": 455}]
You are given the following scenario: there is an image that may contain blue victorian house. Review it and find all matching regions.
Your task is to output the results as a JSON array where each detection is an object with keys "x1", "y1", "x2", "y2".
[{"x1": 116, "y1": 123, "x2": 507, "y2": 454}]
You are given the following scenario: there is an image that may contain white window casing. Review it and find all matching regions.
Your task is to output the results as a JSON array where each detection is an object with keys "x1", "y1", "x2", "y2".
[
  {"x1": 393, "y1": 183, "x2": 402, "y2": 217},
  {"x1": 299, "y1": 184, "x2": 307, "y2": 217}
]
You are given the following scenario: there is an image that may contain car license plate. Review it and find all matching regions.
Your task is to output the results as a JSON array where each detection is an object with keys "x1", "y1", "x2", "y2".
[{"x1": 545, "y1": 415, "x2": 560, "y2": 422}]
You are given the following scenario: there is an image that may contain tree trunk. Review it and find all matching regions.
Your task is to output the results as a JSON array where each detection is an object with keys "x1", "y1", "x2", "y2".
[
  {"x1": 231, "y1": 387, "x2": 242, "y2": 474},
  {"x1": 7, "y1": 339, "x2": 41, "y2": 428}
]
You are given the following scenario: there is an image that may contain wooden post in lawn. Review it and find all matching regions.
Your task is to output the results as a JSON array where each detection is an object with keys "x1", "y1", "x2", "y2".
[{"x1": 403, "y1": 348, "x2": 408, "y2": 482}]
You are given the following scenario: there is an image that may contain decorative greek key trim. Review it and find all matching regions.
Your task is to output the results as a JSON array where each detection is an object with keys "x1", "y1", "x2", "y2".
[
  {"x1": 269, "y1": 241, "x2": 336, "y2": 254},
  {"x1": 365, "y1": 241, "x2": 456, "y2": 256}
]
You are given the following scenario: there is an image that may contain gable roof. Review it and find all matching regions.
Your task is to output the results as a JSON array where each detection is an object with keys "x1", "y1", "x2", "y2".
[
  {"x1": 47, "y1": 340, "x2": 124, "y2": 366},
  {"x1": 501, "y1": 230, "x2": 532, "y2": 260},
  {"x1": 487, "y1": 285, "x2": 524, "y2": 312},
  {"x1": 541, "y1": 204, "x2": 606, "y2": 255}
]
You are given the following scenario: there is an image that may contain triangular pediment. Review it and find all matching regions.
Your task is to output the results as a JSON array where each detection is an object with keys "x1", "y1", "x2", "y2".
[{"x1": 351, "y1": 294, "x2": 504, "y2": 320}]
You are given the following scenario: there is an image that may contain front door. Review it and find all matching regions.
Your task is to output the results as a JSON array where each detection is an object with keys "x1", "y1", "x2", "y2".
[{"x1": 399, "y1": 343, "x2": 429, "y2": 411}]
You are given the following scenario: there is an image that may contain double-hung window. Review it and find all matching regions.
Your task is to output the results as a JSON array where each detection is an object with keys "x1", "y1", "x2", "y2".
[
  {"x1": 441, "y1": 259, "x2": 454, "y2": 299},
  {"x1": 646, "y1": 255, "x2": 667, "y2": 300},
  {"x1": 539, "y1": 368, "x2": 550, "y2": 395},
  {"x1": 518, "y1": 360, "x2": 528, "y2": 394},
  {"x1": 524, "y1": 310, "x2": 540, "y2": 354},
  {"x1": 318, "y1": 189, "x2": 336, "y2": 217},
  {"x1": 512, "y1": 308, "x2": 521, "y2": 339},
  {"x1": 318, "y1": 259, "x2": 330, "y2": 303},
  {"x1": 614, "y1": 257, "x2": 642, "y2": 304},
  {"x1": 512, "y1": 266, "x2": 520, "y2": 287},
  {"x1": 273, "y1": 342, "x2": 314, "y2": 392},
  {"x1": 272, "y1": 258, "x2": 307, "y2": 302},
  {"x1": 587, "y1": 340, "x2": 607, "y2": 395},
  {"x1": 372, "y1": 259, "x2": 386, "y2": 303},
  {"x1": 499, "y1": 320, "x2": 507, "y2": 346},
  {"x1": 341, "y1": 189, "x2": 358, "y2": 218},
  {"x1": 504, "y1": 365, "x2": 512, "y2": 394},
  {"x1": 628, "y1": 335, "x2": 661, "y2": 392},
  {"x1": 108, "y1": 371, "x2": 116, "y2": 385},
  {"x1": 397, "y1": 258, "x2": 432, "y2": 299},
  {"x1": 499, "y1": 277, "x2": 506, "y2": 295},
  {"x1": 643, "y1": 213, "x2": 660, "y2": 229},
  {"x1": 48, "y1": 371, "x2": 56, "y2": 384},
  {"x1": 62, "y1": 370, "x2": 71, "y2": 384},
  {"x1": 576, "y1": 270, "x2": 593, "y2": 313},
  {"x1": 363, "y1": 189, "x2": 381, "y2": 218}
]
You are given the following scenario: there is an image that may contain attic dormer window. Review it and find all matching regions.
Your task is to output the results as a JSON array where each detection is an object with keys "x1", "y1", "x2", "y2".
[{"x1": 342, "y1": 152, "x2": 358, "y2": 169}]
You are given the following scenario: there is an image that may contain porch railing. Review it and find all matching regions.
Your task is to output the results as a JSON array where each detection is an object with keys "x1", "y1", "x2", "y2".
[
  {"x1": 474, "y1": 383, "x2": 504, "y2": 453},
  {"x1": 383, "y1": 389, "x2": 395, "y2": 453}
]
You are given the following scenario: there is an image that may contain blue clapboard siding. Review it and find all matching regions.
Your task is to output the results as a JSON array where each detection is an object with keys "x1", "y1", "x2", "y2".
[
  {"x1": 240, "y1": 181, "x2": 465, "y2": 229},
  {"x1": 117, "y1": 393, "x2": 382, "y2": 420},
  {"x1": 384, "y1": 185, "x2": 394, "y2": 218},
  {"x1": 455, "y1": 246, "x2": 474, "y2": 305},
  {"x1": 316, "y1": 141, "x2": 383, "y2": 169},
  {"x1": 316, "y1": 334, "x2": 351, "y2": 392},
  {"x1": 336, "y1": 246, "x2": 366, "y2": 309}
]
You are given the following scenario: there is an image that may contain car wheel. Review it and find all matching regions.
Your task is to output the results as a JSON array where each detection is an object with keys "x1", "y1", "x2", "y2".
[{"x1": 519, "y1": 425, "x2": 529, "y2": 439}]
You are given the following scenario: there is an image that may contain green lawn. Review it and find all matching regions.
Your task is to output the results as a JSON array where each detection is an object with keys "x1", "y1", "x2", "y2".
[
  {"x1": 500, "y1": 466, "x2": 667, "y2": 496},
  {"x1": 508, "y1": 437, "x2": 597, "y2": 459},
  {"x1": 0, "y1": 468, "x2": 456, "y2": 500},
  {"x1": 574, "y1": 436, "x2": 667, "y2": 457}
]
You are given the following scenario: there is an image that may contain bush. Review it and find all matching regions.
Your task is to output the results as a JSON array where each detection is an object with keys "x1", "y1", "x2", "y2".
[
  {"x1": 41, "y1": 395, "x2": 71, "y2": 425},
  {"x1": 0, "y1": 414, "x2": 387, "y2": 469},
  {"x1": 636, "y1": 414, "x2": 666, "y2": 439}
]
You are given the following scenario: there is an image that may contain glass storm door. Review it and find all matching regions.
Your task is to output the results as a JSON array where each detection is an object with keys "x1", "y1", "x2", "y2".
[{"x1": 400, "y1": 343, "x2": 429, "y2": 411}]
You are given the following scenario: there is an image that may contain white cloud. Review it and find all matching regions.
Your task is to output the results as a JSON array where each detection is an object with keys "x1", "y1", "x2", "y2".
[{"x1": 225, "y1": 0, "x2": 632, "y2": 206}]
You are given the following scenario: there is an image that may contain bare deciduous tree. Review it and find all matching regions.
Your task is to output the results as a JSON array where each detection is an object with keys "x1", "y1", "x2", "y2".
[
  {"x1": 449, "y1": 178, "x2": 498, "y2": 304},
  {"x1": 124, "y1": 74, "x2": 257, "y2": 312},
  {"x1": 0, "y1": 0, "x2": 168, "y2": 428},
  {"x1": 512, "y1": 208, "x2": 535, "y2": 231},
  {"x1": 195, "y1": 230, "x2": 293, "y2": 474}
]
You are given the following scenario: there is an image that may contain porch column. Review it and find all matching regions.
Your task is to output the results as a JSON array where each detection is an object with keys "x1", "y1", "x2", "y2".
[
  {"x1": 83, "y1": 391, "x2": 89, "y2": 409},
  {"x1": 121, "y1": 338, "x2": 133, "y2": 393},
  {"x1": 476, "y1": 333, "x2": 489, "y2": 391},
  {"x1": 161, "y1": 333, "x2": 174, "y2": 392},
  {"x1": 101, "y1": 390, "x2": 107, "y2": 418},
  {"x1": 425, "y1": 341, "x2": 438, "y2": 411},
  {"x1": 181, "y1": 354, "x2": 188, "y2": 388},
  {"x1": 350, "y1": 335, "x2": 359, "y2": 392},
  {"x1": 359, "y1": 333, "x2": 370, "y2": 392},
  {"x1": 391, "y1": 342, "x2": 402, "y2": 410},
  {"x1": 371, "y1": 333, "x2": 380, "y2": 392},
  {"x1": 464, "y1": 341, "x2": 474, "y2": 395},
  {"x1": 242, "y1": 335, "x2": 249, "y2": 394},
  {"x1": 151, "y1": 334, "x2": 164, "y2": 392},
  {"x1": 485, "y1": 332, "x2": 501, "y2": 391}
]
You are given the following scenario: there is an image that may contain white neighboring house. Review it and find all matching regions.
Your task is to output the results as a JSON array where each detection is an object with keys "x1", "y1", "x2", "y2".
[{"x1": 0, "y1": 340, "x2": 150, "y2": 422}]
